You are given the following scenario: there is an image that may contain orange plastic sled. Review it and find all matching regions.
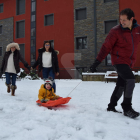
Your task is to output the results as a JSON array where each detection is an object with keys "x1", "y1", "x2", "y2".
[{"x1": 36, "y1": 97, "x2": 71, "y2": 107}]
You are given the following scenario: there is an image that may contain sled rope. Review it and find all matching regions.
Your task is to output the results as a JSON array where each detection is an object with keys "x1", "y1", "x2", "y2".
[{"x1": 66, "y1": 81, "x2": 82, "y2": 97}]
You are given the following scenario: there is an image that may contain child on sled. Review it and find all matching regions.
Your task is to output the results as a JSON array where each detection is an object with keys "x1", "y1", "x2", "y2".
[{"x1": 38, "y1": 78, "x2": 60, "y2": 103}]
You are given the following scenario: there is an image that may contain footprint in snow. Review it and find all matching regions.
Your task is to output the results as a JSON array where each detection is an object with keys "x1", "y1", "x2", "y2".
[{"x1": 94, "y1": 130, "x2": 106, "y2": 139}]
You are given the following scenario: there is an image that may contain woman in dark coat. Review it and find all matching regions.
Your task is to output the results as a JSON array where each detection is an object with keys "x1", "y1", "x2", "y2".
[
  {"x1": 1, "y1": 42, "x2": 30, "y2": 96},
  {"x1": 31, "y1": 41, "x2": 59, "y2": 93}
]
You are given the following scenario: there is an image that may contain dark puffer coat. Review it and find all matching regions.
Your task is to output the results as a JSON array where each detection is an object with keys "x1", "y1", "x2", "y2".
[
  {"x1": 96, "y1": 19, "x2": 140, "y2": 68},
  {"x1": 1, "y1": 50, "x2": 29, "y2": 73},
  {"x1": 32, "y1": 48, "x2": 59, "y2": 73}
]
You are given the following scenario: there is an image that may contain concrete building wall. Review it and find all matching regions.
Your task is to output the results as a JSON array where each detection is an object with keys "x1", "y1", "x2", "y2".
[
  {"x1": 74, "y1": 0, "x2": 95, "y2": 68},
  {"x1": 74, "y1": 0, "x2": 119, "y2": 72},
  {"x1": 0, "y1": 17, "x2": 13, "y2": 71},
  {"x1": 96, "y1": 0, "x2": 119, "y2": 71}
]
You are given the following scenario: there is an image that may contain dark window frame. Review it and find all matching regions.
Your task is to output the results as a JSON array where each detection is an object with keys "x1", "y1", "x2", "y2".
[
  {"x1": 0, "y1": 25, "x2": 2, "y2": 35},
  {"x1": 0, "y1": 3, "x2": 4, "y2": 13},
  {"x1": 75, "y1": 7, "x2": 87, "y2": 21},
  {"x1": 16, "y1": 0, "x2": 26, "y2": 15},
  {"x1": 76, "y1": 36, "x2": 87, "y2": 50},
  {"x1": 104, "y1": 0, "x2": 117, "y2": 3},
  {"x1": 104, "y1": 20, "x2": 118, "y2": 34},
  {"x1": 0, "y1": 46, "x2": 2, "y2": 56},
  {"x1": 44, "y1": 13, "x2": 54, "y2": 26},
  {"x1": 16, "y1": 20, "x2": 25, "y2": 39}
]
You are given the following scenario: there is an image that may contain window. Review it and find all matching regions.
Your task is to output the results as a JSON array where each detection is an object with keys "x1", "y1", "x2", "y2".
[
  {"x1": 0, "y1": 3, "x2": 3, "y2": 13},
  {"x1": 0, "y1": 25, "x2": 2, "y2": 34},
  {"x1": 31, "y1": 39, "x2": 35, "y2": 47},
  {"x1": 31, "y1": 0, "x2": 36, "y2": 65},
  {"x1": 76, "y1": 8, "x2": 87, "y2": 20},
  {"x1": 19, "y1": 44, "x2": 25, "y2": 59},
  {"x1": 31, "y1": 1, "x2": 36, "y2": 12},
  {"x1": 104, "y1": 0, "x2": 117, "y2": 2},
  {"x1": 31, "y1": 15, "x2": 36, "y2": 22},
  {"x1": 76, "y1": 37, "x2": 87, "y2": 49},
  {"x1": 44, "y1": 14, "x2": 54, "y2": 26},
  {"x1": 31, "y1": 28, "x2": 35, "y2": 37},
  {"x1": 31, "y1": 53, "x2": 36, "y2": 63},
  {"x1": 17, "y1": 0, "x2": 25, "y2": 15},
  {"x1": 104, "y1": 20, "x2": 117, "y2": 34},
  {"x1": 106, "y1": 54, "x2": 111, "y2": 66},
  {"x1": 0, "y1": 47, "x2": 2, "y2": 56},
  {"x1": 31, "y1": 47, "x2": 35, "y2": 53},
  {"x1": 16, "y1": 20, "x2": 25, "y2": 38}
]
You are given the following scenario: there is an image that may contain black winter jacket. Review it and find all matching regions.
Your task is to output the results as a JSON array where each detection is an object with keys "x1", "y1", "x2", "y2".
[
  {"x1": 32, "y1": 48, "x2": 59, "y2": 73},
  {"x1": 1, "y1": 50, "x2": 29, "y2": 74}
]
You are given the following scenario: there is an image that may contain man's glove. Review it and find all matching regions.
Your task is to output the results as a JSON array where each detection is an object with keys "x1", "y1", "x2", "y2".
[{"x1": 90, "y1": 59, "x2": 101, "y2": 73}]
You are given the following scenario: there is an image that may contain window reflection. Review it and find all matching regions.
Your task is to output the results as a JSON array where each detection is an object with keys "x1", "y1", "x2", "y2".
[{"x1": 31, "y1": 2, "x2": 36, "y2": 12}]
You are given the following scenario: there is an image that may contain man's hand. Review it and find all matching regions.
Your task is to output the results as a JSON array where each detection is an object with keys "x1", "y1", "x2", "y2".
[{"x1": 90, "y1": 65, "x2": 97, "y2": 73}]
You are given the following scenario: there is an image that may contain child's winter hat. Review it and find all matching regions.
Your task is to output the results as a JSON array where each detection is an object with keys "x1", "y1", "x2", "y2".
[{"x1": 44, "y1": 79, "x2": 53, "y2": 86}]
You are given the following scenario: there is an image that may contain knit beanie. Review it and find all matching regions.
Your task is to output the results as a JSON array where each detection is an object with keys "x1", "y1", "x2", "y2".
[{"x1": 44, "y1": 79, "x2": 53, "y2": 87}]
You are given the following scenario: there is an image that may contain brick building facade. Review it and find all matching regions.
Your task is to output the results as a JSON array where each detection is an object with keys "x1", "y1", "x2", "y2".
[{"x1": 0, "y1": 0, "x2": 140, "y2": 78}]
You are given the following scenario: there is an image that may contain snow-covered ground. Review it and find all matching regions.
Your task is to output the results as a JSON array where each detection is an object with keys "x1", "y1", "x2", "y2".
[{"x1": 0, "y1": 79, "x2": 140, "y2": 140}]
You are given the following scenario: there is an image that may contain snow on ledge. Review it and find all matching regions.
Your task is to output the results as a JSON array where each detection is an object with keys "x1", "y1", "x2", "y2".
[{"x1": 82, "y1": 72, "x2": 106, "y2": 75}]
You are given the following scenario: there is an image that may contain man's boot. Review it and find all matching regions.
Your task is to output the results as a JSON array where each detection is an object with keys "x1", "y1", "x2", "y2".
[
  {"x1": 5, "y1": 83, "x2": 11, "y2": 93},
  {"x1": 11, "y1": 85, "x2": 17, "y2": 96}
]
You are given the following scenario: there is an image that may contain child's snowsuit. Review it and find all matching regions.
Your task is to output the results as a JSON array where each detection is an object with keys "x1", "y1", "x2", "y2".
[{"x1": 38, "y1": 84, "x2": 59, "y2": 102}]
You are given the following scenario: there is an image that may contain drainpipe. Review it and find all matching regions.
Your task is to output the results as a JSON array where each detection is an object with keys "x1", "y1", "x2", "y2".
[{"x1": 94, "y1": 0, "x2": 97, "y2": 59}]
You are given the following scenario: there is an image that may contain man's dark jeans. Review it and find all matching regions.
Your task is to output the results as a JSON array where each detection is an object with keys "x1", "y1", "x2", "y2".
[{"x1": 108, "y1": 64, "x2": 135, "y2": 111}]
